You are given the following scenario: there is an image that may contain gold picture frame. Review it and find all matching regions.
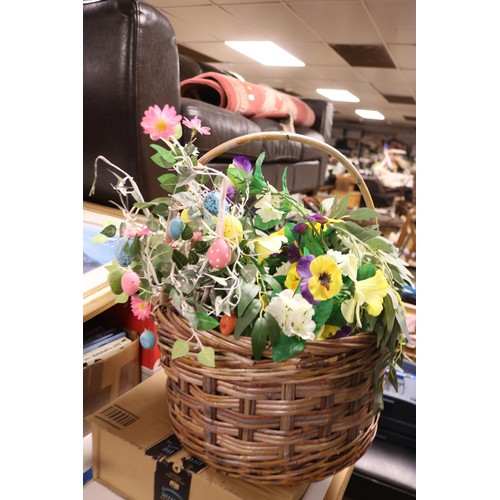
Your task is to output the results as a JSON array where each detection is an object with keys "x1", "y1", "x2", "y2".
[{"x1": 83, "y1": 201, "x2": 124, "y2": 322}]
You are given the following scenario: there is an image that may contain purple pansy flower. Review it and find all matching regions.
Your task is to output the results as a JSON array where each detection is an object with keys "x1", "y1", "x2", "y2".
[
  {"x1": 232, "y1": 155, "x2": 253, "y2": 173},
  {"x1": 296, "y1": 254, "x2": 317, "y2": 304},
  {"x1": 288, "y1": 243, "x2": 301, "y2": 263},
  {"x1": 332, "y1": 325, "x2": 351, "y2": 339},
  {"x1": 293, "y1": 222, "x2": 307, "y2": 234},
  {"x1": 308, "y1": 214, "x2": 328, "y2": 224},
  {"x1": 225, "y1": 183, "x2": 235, "y2": 202}
]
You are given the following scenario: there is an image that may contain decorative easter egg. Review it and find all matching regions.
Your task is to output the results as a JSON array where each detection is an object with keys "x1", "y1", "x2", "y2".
[
  {"x1": 121, "y1": 270, "x2": 140, "y2": 296},
  {"x1": 168, "y1": 217, "x2": 185, "y2": 239},
  {"x1": 223, "y1": 216, "x2": 243, "y2": 243},
  {"x1": 180, "y1": 208, "x2": 191, "y2": 223},
  {"x1": 114, "y1": 237, "x2": 134, "y2": 266},
  {"x1": 191, "y1": 231, "x2": 203, "y2": 244},
  {"x1": 207, "y1": 238, "x2": 232, "y2": 269},
  {"x1": 204, "y1": 191, "x2": 229, "y2": 216},
  {"x1": 140, "y1": 329, "x2": 156, "y2": 350}
]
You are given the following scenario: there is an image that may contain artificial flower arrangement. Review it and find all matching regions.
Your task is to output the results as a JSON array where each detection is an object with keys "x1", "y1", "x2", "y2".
[{"x1": 90, "y1": 104, "x2": 413, "y2": 407}]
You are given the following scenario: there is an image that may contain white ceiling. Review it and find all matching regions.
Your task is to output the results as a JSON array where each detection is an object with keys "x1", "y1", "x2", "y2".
[{"x1": 147, "y1": 0, "x2": 416, "y2": 129}]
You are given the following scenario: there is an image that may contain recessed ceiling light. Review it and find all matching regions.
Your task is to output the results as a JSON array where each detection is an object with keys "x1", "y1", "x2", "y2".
[
  {"x1": 316, "y1": 88, "x2": 359, "y2": 102},
  {"x1": 355, "y1": 109, "x2": 385, "y2": 120},
  {"x1": 224, "y1": 41, "x2": 305, "y2": 67}
]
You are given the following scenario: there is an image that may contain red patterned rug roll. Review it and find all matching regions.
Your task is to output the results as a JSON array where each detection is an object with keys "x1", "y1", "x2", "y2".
[{"x1": 180, "y1": 71, "x2": 316, "y2": 128}]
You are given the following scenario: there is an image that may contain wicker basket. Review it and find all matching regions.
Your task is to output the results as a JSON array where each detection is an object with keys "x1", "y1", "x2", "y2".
[{"x1": 155, "y1": 132, "x2": 382, "y2": 485}]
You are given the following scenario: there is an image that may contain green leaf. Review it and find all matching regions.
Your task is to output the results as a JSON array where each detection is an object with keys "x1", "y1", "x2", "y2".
[
  {"x1": 264, "y1": 311, "x2": 281, "y2": 345},
  {"x1": 326, "y1": 300, "x2": 346, "y2": 326},
  {"x1": 347, "y1": 207, "x2": 380, "y2": 220},
  {"x1": 187, "y1": 250, "x2": 199, "y2": 265},
  {"x1": 249, "y1": 154, "x2": 267, "y2": 195},
  {"x1": 193, "y1": 240, "x2": 209, "y2": 254},
  {"x1": 100, "y1": 224, "x2": 117, "y2": 237},
  {"x1": 172, "y1": 339, "x2": 190, "y2": 360},
  {"x1": 272, "y1": 335, "x2": 306, "y2": 362},
  {"x1": 333, "y1": 195, "x2": 349, "y2": 218},
  {"x1": 357, "y1": 263, "x2": 376, "y2": 281},
  {"x1": 172, "y1": 249, "x2": 188, "y2": 269},
  {"x1": 108, "y1": 269, "x2": 125, "y2": 295},
  {"x1": 313, "y1": 299, "x2": 334, "y2": 331},
  {"x1": 237, "y1": 282, "x2": 260, "y2": 317},
  {"x1": 197, "y1": 347, "x2": 215, "y2": 368},
  {"x1": 383, "y1": 294, "x2": 396, "y2": 333},
  {"x1": 336, "y1": 221, "x2": 380, "y2": 242},
  {"x1": 159, "y1": 174, "x2": 179, "y2": 194},
  {"x1": 152, "y1": 203, "x2": 170, "y2": 217},
  {"x1": 262, "y1": 275, "x2": 282, "y2": 293},
  {"x1": 114, "y1": 292, "x2": 129, "y2": 304},
  {"x1": 194, "y1": 312, "x2": 220, "y2": 331},
  {"x1": 234, "y1": 298, "x2": 261, "y2": 339},
  {"x1": 91, "y1": 233, "x2": 107, "y2": 244},
  {"x1": 366, "y1": 237, "x2": 394, "y2": 252},
  {"x1": 281, "y1": 167, "x2": 289, "y2": 195},
  {"x1": 254, "y1": 213, "x2": 283, "y2": 231},
  {"x1": 251, "y1": 317, "x2": 269, "y2": 360},
  {"x1": 129, "y1": 235, "x2": 141, "y2": 257},
  {"x1": 150, "y1": 144, "x2": 176, "y2": 168},
  {"x1": 181, "y1": 224, "x2": 193, "y2": 240},
  {"x1": 227, "y1": 165, "x2": 251, "y2": 190}
]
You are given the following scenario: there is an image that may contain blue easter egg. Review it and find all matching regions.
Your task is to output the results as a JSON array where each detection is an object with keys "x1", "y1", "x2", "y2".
[
  {"x1": 168, "y1": 217, "x2": 185, "y2": 239},
  {"x1": 114, "y1": 237, "x2": 133, "y2": 266},
  {"x1": 140, "y1": 329, "x2": 156, "y2": 350},
  {"x1": 204, "y1": 191, "x2": 229, "y2": 216}
]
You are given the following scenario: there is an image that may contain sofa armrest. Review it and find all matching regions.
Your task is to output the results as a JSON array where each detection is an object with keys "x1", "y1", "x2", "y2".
[
  {"x1": 83, "y1": 0, "x2": 181, "y2": 206},
  {"x1": 301, "y1": 98, "x2": 334, "y2": 142}
]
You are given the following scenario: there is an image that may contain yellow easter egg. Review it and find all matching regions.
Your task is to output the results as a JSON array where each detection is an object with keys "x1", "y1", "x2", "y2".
[
  {"x1": 181, "y1": 209, "x2": 191, "y2": 223},
  {"x1": 223, "y1": 216, "x2": 243, "y2": 243}
]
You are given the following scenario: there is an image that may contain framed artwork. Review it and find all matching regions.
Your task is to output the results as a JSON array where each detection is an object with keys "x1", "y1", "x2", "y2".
[{"x1": 83, "y1": 202, "x2": 124, "y2": 321}]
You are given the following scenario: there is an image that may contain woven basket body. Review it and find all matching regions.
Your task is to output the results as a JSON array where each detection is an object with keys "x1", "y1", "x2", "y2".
[
  {"x1": 155, "y1": 132, "x2": 382, "y2": 485},
  {"x1": 156, "y1": 306, "x2": 380, "y2": 485}
]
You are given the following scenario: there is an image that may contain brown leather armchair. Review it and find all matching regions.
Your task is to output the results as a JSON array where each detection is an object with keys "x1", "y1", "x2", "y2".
[{"x1": 84, "y1": 0, "x2": 334, "y2": 207}]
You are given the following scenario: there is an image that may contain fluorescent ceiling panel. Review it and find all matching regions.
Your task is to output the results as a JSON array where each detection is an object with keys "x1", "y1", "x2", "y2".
[
  {"x1": 355, "y1": 109, "x2": 385, "y2": 120},
  {"x1": 224, "y1": 41, "x2": 305, "y2": 67},
  {"x1": 316, "y1": 88, "x2": 359, "y2": 102}
]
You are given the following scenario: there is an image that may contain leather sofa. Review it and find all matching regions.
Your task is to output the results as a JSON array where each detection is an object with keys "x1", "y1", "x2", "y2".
[{"x1": 83, "y1": 0, "x2": 334, "y2": 207}]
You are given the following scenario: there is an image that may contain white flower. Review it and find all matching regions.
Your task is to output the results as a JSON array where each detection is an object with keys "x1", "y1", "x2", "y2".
[
  {"x1": 254, "y1": 192, "x2": 283, "y2": 223},
  {"x1": 266, "y1": 289, "x2": 316, "y2": 340},
  {"x1": 275, "y1": 261, "x2": 292, "y2": 276}
]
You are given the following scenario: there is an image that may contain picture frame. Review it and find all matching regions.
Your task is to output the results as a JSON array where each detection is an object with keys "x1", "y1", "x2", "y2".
[{"x1": 83, "y1": 201, "x2": 125, "y2": 321}]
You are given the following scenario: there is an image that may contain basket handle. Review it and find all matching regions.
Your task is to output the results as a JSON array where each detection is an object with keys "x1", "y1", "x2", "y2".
[{"x1": 198, "y1": 131, "x2": 376, "y2": 211}]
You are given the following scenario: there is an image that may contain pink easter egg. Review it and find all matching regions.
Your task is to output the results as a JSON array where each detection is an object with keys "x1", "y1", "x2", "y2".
[
  {"x1": 207, "y1": 238, "x2": 232, "y2": 269},
  {"x1": 121, "y1": 270, "x2": 141, "y2": 295},
  {"x1": 191, "y1": 231, "x2": 203, "y2": 244}
]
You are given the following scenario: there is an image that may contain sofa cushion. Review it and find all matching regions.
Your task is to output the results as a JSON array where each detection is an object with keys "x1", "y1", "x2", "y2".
[
  {"x1": 251, "y1": 118, "x2": 302, "y2": 162},
  {"x1": 181, "y1": 98, "x2": 263, "y2": 161}
]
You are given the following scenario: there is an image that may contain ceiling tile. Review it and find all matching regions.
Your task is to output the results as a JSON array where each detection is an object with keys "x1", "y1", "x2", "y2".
[
  {"x1": 180, "y1": 42, "x2": 257, "y2": 64},
  {"x1": 161, "y1": 6, "x2": 261, "y2": 41},
  {"x1": 308, "y1": 65, "x2": 367, "y2": 83},
  {"x1": 158, "y1": 11, "x2": 218, "y2": 42},
  {"x1": 382, "y1": 94, "x2": 416, "y2": 105},
  {"x1": 388, "y1": 44, "x2": 416, "y2": 70},
  {"x1": 277, "y1": 42, "x2": 349, "y2": 66},
  {"x1": 330, "y1": 44, "x2": 396, "y2": 68},
  {"x1": 148, "y1": 0, "x2": 211, "y2": 6},
  {"x1": 288, "y1": 1, "x2": 382, "y2": 44},
  {"x1": 365, "y1": 0, "x2": 416, "y2": 45},
  {"x1": 223, "y1": 4, "x2": 321, "y2": 42}
]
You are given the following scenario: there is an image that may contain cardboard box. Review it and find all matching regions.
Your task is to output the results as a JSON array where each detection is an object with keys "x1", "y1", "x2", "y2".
[
  {"x1": 83, "y1": 329, "x2": 140, "y2": 436},
  {"x1": 87, "y1": 371, "x2": 310, "y2": 500}
]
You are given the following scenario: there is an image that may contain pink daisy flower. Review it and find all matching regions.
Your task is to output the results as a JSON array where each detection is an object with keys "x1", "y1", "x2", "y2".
[
  {"x1": 130, "y1": 296, "x2": 151, "y2": 321},
  {"x1": 122, "y1": 225, "x2": 151, "y2": 239},
  {"x1": 182, "y1": 115, "x2": 211, "y2": 135},
  {"x1": 140, "y1": 104, "x2": 182, "y2": 141}
]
